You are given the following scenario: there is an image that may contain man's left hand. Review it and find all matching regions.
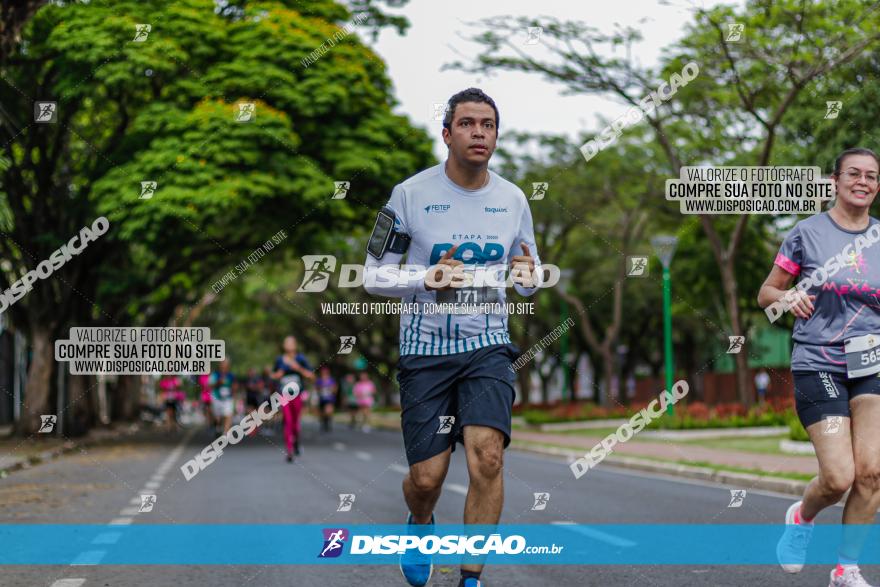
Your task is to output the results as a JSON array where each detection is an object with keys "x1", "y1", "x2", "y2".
[{"x1": 510, "y1": 243, "x2": 538, "y2": 288}]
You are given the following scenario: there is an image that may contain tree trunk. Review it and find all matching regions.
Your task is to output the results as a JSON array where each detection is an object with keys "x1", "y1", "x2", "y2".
[
  {"x1": 539, "y1": 371, "x2": 550, "y2": 405},
  {"x1": 20, "y1": 324, "x2": 53, "y2": 435},
  {"x1": 719, "y1": 258, "x2": 751, "y2": 407},
  {"x1": 114, "y1": 375, "x2": 141, "y2": 421},
  {"x1": 67, "y1": 373, "x2": 94, "y2": 437},
  {"x1": 601, "y1": 347, "x2": 617, "y2": 407},
  {"x1": 516, "y1": 362, "x2": 531, "y2": 406},
  {"x1": 0, "y1": 1, "x2": 49, "y2": 64}
]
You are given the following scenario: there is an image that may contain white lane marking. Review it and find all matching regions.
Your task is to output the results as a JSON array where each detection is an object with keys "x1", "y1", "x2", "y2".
[
  {"x1": 50, "y1": 580, "x2": 86, "y2": 587},
  {"x1": 91, "y1": 532, "x2": 121, "y2": 545},
  {"x1": 390, "y1": 464, "x2": 409, "y2": 475},
  {"x1": 108, "y1": 518, "x2": 132, "y2": 525},
  {"x1": 70, "y1": 550, "x2": 106, "y2": 565},
  {"x1": 114, "y1": 430, "x2": 194, "y2": 520},
  {"x1": 333, "y1": 442, "x2": 346, "y2": 451},
  {"x1": 160, "y1": 432, "x2": 192, "y2": 479},
  {"x1": 354, "y1": 451, "x2": 372, "y2": 461},
  {"x1": 551, "y1": 521, "x2": 636, "y2": 548},
  {"x1": 445, "y1": 483, "x2": 468, "y2": 496}
]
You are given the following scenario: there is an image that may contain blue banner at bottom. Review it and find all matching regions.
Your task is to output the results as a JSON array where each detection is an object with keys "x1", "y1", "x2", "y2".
[{"x1": 0, "y1": 524, "x2": 877, "y2": 565}]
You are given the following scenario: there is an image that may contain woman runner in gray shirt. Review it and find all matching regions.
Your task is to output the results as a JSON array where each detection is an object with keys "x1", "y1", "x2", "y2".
[{"x1": 758, "y1": 148, "x2": 880, "y2": 587}]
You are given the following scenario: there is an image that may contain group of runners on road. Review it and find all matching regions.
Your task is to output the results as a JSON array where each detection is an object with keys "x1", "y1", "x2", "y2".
[
  {"x1": 159, "y1": 87, "x2": 880, "y2": 587},
  {"x1": 157, "y1": 334, "x2": 377, "y2": 464},
  {"x1": 367, "y1": 87, "x2": 880, "y2": 587}
]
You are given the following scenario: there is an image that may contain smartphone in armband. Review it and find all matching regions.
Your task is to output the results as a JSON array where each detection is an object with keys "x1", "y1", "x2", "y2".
[{"x1": 367, "y1": 206, "x2": 410, "y2": 260}]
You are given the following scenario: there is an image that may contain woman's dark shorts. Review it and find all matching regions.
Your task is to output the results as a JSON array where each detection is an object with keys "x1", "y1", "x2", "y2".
[{"x1": 793, "y1": 370, "x2": 880, "y2": 428}]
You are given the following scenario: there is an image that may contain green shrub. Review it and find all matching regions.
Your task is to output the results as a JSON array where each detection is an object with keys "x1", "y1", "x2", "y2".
[
  {"x1": 522, "y1": 410, "x2": 557, "y2": 425},
  {"x1": 644, "y1": 408, "x2": 794, "y2": 430},
  {"x1": 522, "y1": 400, "x2": 798, "y2": 430},
  {"x1": 788, "y1": 416, "x2": 810, "y2": 441}
]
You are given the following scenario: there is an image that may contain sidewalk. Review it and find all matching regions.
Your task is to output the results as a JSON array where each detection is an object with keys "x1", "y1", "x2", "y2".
[
  {"x1": 514, "y1": 430, "x2": 818, "y2": 476},
  {"x1": 0, "y1": 425, "x2": 138, "y2": 476}
]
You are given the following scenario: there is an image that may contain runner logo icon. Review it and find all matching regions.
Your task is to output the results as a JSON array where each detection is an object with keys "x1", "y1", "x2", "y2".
[
  {"x1": 332, "y1": 181, "x2": 350, "y2": 200},
  {"x1": 525, "y1": 27, "x2": 543, "y2": 45},
  {"x1": 530, "y1": 182, "x2": 548, "y2": 200},
  {"x1": 337, "y1": 336, "x2": 356, "y2": 354},
  {"x1": 34, "y1": 102, "x2": 57, "y2": 123},
  {"x1": 298, "y1": 255, "x2": 337, "y2": 292},
  {"x1": 437, "y1": 416, "x2": 455, "y2": 434},
  {"x1": 133, "y1": 23, "x2": 152, "y2": 42},
  {"x1": 337, "y1": 494, "x2": 356, "y2": 512},
  {"x1": 727, "y1": 489, "x2": 746, "y2": 508},
  {"x1": 725, "y1": 23, "x2": 744, "y2": 42},
  {"x1": 235, "y1": 103, "x2": 255, "y2": 122},
  {"x1": 727, "y1": 336, "x2": 745, "y2": 354},
  {"x1": 627, "y1": 256, "x2": 648, "y2": 277},
  {"x1": 825, "y1": 101, "x2": 843, "y2": 120},
  {"x1": 139, "y1": 494, "x2": 157, "y2": 513},
  {"x1": 823, "y1": 415, "x2": 843, "y2": 435},
  {"x1": 38, "y1": 414, "x2": 57, "y2": 433},
  {"x1": 531, "y1": 492, "x2": 550, "y2": 511},
  {"x1": 319, "y1": 528, "x2": 348, "y2": 558}
]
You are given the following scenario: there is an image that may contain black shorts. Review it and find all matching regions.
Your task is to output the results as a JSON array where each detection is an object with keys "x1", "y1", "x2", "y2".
[
  {"x1": 396, "y1": 343, "x2": 518, "y2": 466},
  {"x1": 793, "y1": 370, "x2": 880, "y2": 428}
]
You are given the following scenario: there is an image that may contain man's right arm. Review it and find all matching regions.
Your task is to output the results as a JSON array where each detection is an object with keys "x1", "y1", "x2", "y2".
[
  {"x1": 363, "y1": 252, "x2": 430, "y2": 298},
  {"x1": 363, "y1": 185, "x2": 430, "y2": 298}
]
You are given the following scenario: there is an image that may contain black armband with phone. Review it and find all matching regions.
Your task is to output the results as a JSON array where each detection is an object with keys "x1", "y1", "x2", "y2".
[{"x1": 366, "y1": 206, "x2": 411, "y2": 259}]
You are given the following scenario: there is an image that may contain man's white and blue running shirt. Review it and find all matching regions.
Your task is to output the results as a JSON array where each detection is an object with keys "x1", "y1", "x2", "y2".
[{"x1": 364, "y1": 162, "x2": 542, "y2": 356}]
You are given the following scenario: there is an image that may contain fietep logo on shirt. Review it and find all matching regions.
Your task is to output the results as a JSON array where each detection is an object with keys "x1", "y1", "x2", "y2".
[
  {"x1": 484, "y1": 207, "x2": 508, "y2": 214},
  {"x1": 424, "y1": 204, "x2": 451, "y2": 214}
]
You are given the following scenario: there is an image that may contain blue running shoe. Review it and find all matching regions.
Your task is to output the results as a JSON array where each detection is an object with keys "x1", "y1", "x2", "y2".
[
  {"x1": 462, "y1": 579, "x2": 483, "y2": 587},
  {"x1": 776, "y1": 500, "x2": 813, "y2": 573},
  {"x1": 400, "y1": 512, "x2": 434, "y2": 586}
]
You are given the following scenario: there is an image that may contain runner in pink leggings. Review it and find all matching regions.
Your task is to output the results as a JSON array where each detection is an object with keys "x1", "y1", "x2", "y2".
[{"x1": 271, "y1": 335, "x2": 315, "y2": 463}]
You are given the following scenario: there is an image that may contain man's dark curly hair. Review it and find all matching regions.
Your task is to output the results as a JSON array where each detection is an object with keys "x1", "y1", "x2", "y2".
[{"x1": 442, "y1": 88, "x2": 499, "y2": 131}]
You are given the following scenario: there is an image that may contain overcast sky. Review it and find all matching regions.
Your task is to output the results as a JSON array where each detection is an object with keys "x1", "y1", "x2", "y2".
[{"x1": 368, "y1": 0, "x2": 730, "y2": 161}]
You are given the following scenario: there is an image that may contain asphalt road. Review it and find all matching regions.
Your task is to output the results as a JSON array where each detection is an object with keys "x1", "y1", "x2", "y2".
[{"x1": 0, "y1": 417, "x2": 871, "y2": 586}]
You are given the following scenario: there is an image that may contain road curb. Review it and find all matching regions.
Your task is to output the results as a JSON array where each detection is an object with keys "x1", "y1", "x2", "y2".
[
  {"x1": 510, "y1": 441, "x2": 810, "y2": 497},
  {"x1": 0, "y1": 424, "x2": 139, "y2": 477}
]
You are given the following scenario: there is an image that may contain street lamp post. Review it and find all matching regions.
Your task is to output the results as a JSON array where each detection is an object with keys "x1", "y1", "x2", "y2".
[{"x1": 651, "y1": 236, "x2": 678, "y2": 415}]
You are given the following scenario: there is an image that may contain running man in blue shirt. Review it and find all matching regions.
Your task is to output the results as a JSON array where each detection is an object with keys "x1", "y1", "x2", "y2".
[{"x1": 364, "y1": 88, "x2": 542, "y2": 587}]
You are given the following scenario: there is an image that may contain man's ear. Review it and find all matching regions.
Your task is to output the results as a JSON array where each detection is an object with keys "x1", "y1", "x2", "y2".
[{"x1": 442, "y1": 127, "x2": 450, "y2": 147}]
